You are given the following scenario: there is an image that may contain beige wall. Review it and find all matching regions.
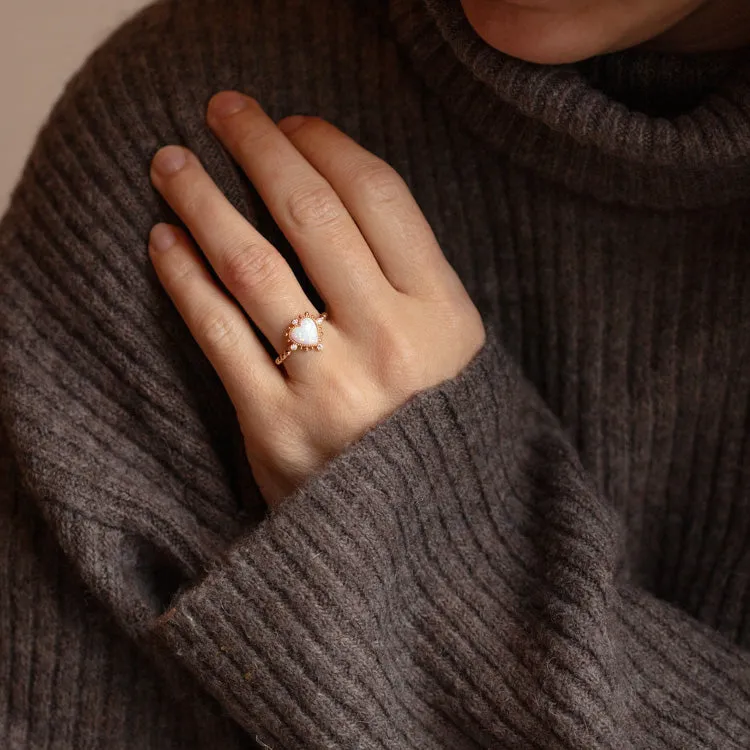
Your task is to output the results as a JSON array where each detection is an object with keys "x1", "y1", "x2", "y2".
[{"x1": 0, "y1": 0, "x2": 150, "y2": 213}]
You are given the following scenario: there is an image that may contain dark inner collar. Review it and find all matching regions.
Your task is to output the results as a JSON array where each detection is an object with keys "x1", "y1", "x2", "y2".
[
  {"x1": 389, "y1": 0, "x2": 750, "y2": 208},
  {"x1": 574, "y1": 47, "x2": 743, "y2": 118}
]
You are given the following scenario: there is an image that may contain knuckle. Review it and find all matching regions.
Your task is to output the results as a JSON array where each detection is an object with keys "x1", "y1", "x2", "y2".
[
  {"x1": 166, "y1": 256, "x2": 201, "y2": 287},
  {"x1": 323, "y1": 377, "x2": 371, "y2": 417},
  {"x1": 196, "y1": 308, "x2": 243, "y2": 351},
  {"x1": 180, "y1": 192, "x2": 203, "y2": 216},
  {"x1": 171, "y1": 183, "x2": 205, "y2": 219},
  {"x1": 381, "y1": 324, "x2": 418, "y2": 362},
  {"x1": 285, "y1": 185, "x2": 342, "y2": 229},
  {"x1": 374, "y1": 325, "x2": 422, "y2": 383},
  {"x1": 350, "y1": 161, "x2": 403, "y2": 205},
  {"x1": 176, "y1": 185, "x2": 219, "y2": 224},
  {"x1": 222, "y1": 244, "x2": 283, "y2": 293},
  {"x1": 234, "y1": 119, "x2": 274, "y2": 152}
]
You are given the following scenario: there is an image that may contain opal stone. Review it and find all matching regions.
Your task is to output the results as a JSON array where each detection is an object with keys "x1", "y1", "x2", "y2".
[{"x1": 289, "y1": 317, "x2": 319, "y2": 347}]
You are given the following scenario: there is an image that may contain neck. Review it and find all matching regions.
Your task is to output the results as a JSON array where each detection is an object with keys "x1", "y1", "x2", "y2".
[{"x1": 648, "y1": 0, "x2": 750, "y2": 53}]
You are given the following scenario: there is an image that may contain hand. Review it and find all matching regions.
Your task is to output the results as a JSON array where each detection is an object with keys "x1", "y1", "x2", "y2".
[{"x1": 148, "y1": 92, "x2": 485, "y2": 506}]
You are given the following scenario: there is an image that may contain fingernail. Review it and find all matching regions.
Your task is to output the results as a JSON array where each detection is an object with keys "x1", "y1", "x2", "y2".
[
  {"x1": 150, "y1": 223, "x2": 177, "y2": 252},
  {"x1": 152, "y1": 146, "x2": 187, "y2": 176},
  {"x1": 277, "y1": 115, "x2": 306, "y2": 135},
  {"x1": 209, "y1": 91, "x2": 250, "y2": 119}
]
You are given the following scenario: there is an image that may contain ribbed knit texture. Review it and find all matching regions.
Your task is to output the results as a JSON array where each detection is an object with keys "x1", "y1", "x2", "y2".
[{"x1": 1, "y1": 0, "x2": 750, "y2": 747}]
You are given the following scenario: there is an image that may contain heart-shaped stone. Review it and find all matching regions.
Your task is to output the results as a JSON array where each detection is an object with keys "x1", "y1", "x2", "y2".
[{"x1": 290, "y1": 317, "x2": 319, "y2": 347}]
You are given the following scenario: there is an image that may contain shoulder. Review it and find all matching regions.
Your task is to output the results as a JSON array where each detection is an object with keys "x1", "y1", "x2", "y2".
[
  {"x1": 27, "y1": 0, "x2": 391, "y2": 148},
  {"x1": 0, "y1": 0, "x2": 408, "y2": 584},
  {"x1": 2, "y1": 0, "x2": 392, "y2": 239},
  {"x1": 0, "y1": 0, "x2": 409, "y2": 395}
]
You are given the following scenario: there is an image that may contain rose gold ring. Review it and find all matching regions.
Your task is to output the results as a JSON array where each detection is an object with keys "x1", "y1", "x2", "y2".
[{"x1": 275, "y1": 312, "x2": 327, "y2": 365}]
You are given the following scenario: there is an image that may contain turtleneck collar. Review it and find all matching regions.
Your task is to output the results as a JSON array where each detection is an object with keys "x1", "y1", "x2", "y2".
[{"x1": 389, "y1": 0, "x2": 750, "y2": 209}]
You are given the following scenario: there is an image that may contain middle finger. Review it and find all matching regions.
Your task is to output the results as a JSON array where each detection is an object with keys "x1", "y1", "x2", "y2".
[{"x1": 206, "y1": 92, "x2": 392, "y2": 317}]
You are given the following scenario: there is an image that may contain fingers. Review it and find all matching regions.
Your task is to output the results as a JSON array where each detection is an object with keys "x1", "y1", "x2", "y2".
[
  {"x1": 206, "y1": 92, "x2": 392, "y2": 314},
  {"x1": 148, "y1": 223, "x2": 285, "y2": 411},
  {"x1": 150, "y1": 95, "x2": 455, "y2": 402},
  {"x1": 150, "y1": 145, "x2": 317, "y2": 360},
  {"x1": 276, "y1": 115, "x2": 458, "y2": 297}
]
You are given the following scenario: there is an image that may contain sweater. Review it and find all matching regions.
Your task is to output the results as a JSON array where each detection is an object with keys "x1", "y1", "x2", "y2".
[{"x1": 2, "y1": 0, "x2": 750, "y2": 747}]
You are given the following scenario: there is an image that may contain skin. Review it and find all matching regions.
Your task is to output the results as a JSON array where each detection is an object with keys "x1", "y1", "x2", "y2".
[
  {"x1": 148, "y1": 3, "x2": 750, "y2": 505},
  {"x1": 459, "y1": 0, "x2": 750, "y2": 64},
  {"x1": 149, "y1": 93, "x2": 484, "y2": 506}
]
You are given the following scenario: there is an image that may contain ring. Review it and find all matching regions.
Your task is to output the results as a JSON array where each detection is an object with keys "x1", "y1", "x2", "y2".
[{"x1": 275, "y1": 312, "x2": 328, "y2": 365}]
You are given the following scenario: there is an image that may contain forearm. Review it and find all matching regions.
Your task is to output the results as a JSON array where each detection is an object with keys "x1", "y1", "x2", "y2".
[{"x1": 150, "y1": 339, "x2": 750, "y2": 749}]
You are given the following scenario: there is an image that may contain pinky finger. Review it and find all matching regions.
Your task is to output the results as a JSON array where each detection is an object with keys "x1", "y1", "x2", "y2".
[{"x1": 149, "y1": 223, "x2": 285, "y2": 411}]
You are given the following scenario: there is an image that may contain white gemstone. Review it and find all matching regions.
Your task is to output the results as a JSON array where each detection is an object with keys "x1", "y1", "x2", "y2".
[
  {"x1": 290, "y1": 343, "x2": 298, "y2": 351},
  {"x1": 289, "y1": 317, "x2": 319, "y2": 347}
]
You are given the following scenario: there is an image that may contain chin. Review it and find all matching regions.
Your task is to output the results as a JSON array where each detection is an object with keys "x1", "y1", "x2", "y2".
[
  {"x1": 459, "y1": 0, "x2": 645, "y2": 64},
  {"x1": 473, "y1": 29, "x2": 610, "y2": 65}
]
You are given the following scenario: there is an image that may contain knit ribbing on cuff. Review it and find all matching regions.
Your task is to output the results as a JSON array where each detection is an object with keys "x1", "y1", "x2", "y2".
[
  {"x1": 148, "y1": 337, "x2": 626, "y2": 750},
  {"x1": 613, "y1": 585, "x2": 750, "y2": 748}
]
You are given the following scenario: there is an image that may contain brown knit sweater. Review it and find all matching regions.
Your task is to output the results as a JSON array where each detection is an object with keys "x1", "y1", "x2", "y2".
[{"x1": 2, "y1": 0, "x2": 750, "y2": 747}]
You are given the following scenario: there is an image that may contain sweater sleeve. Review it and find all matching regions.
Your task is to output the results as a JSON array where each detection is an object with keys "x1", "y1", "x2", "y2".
[{"x1": 150, "y1": 338, "x2": 750, "y2": 750}]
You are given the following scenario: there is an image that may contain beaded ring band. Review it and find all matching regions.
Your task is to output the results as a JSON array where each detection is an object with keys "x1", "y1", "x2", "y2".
[{"x1": 275, "y1": 312, "x2": 327, "y2": 365}]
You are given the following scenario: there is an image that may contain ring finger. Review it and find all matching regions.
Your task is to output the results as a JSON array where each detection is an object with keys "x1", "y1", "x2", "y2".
[
  {"x1": 150, "y1": 145, "x2": 323, "y2": 374},
  {"x1": 148, "y1": 223, "x2": 284, "y2": 409}
]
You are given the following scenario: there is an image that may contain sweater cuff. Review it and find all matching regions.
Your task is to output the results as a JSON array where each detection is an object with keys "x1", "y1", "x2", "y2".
[{"x1": 148, "y1": 337, "x2": 520, "y2": 748}]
